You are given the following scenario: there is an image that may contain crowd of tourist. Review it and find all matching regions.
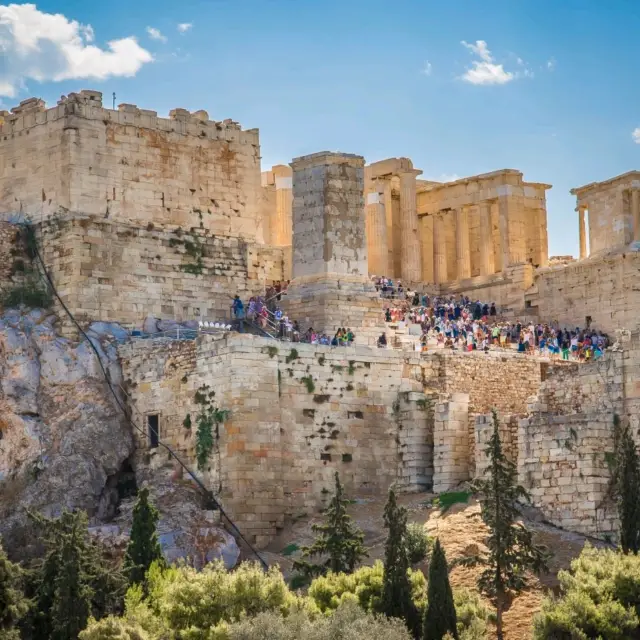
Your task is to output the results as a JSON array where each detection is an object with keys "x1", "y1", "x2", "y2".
[
  {"x1": 230, "y1": 277, "x2": 610, "y2": 362},
  {"x1": 381, "y1": 291, "x2": 609, "y2": 360}
]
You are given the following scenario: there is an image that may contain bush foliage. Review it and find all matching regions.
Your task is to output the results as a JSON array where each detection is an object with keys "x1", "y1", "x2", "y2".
[{"x1": 533, "y1": 544, "x2": 640, "y2": 639}]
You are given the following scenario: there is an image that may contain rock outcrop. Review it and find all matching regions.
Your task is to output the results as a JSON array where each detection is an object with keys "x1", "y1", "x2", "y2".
[{"x1": 0, "y1": 309, "x2": 134, "y2": 546}]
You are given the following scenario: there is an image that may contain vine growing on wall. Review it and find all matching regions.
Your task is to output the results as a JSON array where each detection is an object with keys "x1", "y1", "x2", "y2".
[
  {"x1": 170, "y1": 226, "x2": 206, "y2": 276},
  {"x1": 186, "y1": 385, "x2": 230, "y2": 472}
]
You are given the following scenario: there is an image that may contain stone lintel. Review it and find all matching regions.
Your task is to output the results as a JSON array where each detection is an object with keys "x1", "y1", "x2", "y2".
[{"x1": 571, "y1": 170, "x2": 640, "y2": 197}]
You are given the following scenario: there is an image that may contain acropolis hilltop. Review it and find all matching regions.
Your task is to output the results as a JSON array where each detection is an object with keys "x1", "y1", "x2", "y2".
[{"x1": 0, "y1": 88, "x2": 639, "y2": 555}]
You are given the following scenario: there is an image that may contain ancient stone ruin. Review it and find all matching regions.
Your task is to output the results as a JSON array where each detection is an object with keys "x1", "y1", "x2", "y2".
[{"x1": 0, "y1": 89, "x2": 638, "y2": 550}]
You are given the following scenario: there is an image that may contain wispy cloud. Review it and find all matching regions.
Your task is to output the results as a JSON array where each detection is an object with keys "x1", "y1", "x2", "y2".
[
  {"x1": 460, "y1": 40, "x2": 515, "y2": 85},
  {"x1": 424, "y1": 173, "x2": 461, "y2": 183},
  {"x1": 146, "y1": 27, "x2": 167, "y2": 43},
  {"x1": 547, "y1": 57, "x2": 556, "y2": 71},
  {"x1": 422, "y1": 61, "x2": 432, "y2": 76},
  {"x1": 177, "y1": 23, "x2": 192, "y2": 34},
  {"x1": 632, "y1": 128, "x2": 640, "y2": 144},
  {"x1": 0, "y1": 3, "x2": 152, "y2": 98}
]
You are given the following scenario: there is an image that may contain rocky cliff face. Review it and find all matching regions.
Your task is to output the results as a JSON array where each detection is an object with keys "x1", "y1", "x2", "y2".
[
  {"x1": 0, "y1": 308, "x2": 240, "y2": 567},
  {"x1": 0, "y1": 309, "x2": 134, "y2": 547}
]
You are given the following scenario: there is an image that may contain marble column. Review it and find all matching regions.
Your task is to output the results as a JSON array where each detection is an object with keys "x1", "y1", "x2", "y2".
[
  {"x1": 433, "y1": 213, "x2": 448, "y2": 284},
  {"x1": 399, "y1": 171, "x2": 422, "y2": 283},
  {"x1": 632, "y1": 190, "x2": 640, "y2": 243},
  {"x1": 273, "y1": 166, "x2": 293, "y2": 246},
  {"x1": 366, "y1": 181, "x2": 389, "y2": 276},
  {"x1": 578, "y1": 206, "x2": 587, "y2": 259},
  {"x1": 455, "y1": 206, "x2": 471, "y2": 279},
  {"x1": 478, "y1": 201, "x2": 495, "y2": 276},
  {"x1": 498, "y1": 196, "x2": 511, "y2": 269},
  {"x1": 383, "y1": 181, "x2": 394, "y2": 274}
]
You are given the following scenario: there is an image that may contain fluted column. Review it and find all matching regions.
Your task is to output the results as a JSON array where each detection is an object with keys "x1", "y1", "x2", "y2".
[
  {"x1": 433, "y1": 213, "x2": 448, "y2": 284},
  {"x1": 455, "y1": 206, "x2": 471, "y2": 279},
  {"x1": 498, "y1": 196, "x2": 512, "y2": 269},
  {"x1": 399, "y1": 171, "x2": 422, "y2": 283},
  {"x1": 632, "y1": 190, "x2": 640, "y2": 242},
  {"x1": 578, "y1": 205, "x2": 587, "y2": 259},
  {"x1": 478, "y1": 201, "x2": 495, "y2": 276},
  {"x1": 366, "y1": 181, "x2": 389, "y2": 276},
  {"x1": 273, "y1": 166, "x2": 293, "y2": 246}
]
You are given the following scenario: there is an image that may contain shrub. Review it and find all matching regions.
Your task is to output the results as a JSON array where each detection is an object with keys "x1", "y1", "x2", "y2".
[
  {"x1": 142, "y1": 561, "x2": 307, "y2": 636},
  {"x1": 405, "y1": 523, "x2": 432, "y2": 564},
  {"x1": 225, "y1": 600, "x2": 412, "y2": 640},
  {"x1": 307, "y1": 561, "x2": 426, "y2": 616},
  {"x1": 454, "y1": 588, "x2": 494, "y2": 640},
  {"x1": 79, "y1": 616, "x2": 150, "y2": 640},
  {"x1": 533, "y1": 544, "x2": 640, "y2": 639}
]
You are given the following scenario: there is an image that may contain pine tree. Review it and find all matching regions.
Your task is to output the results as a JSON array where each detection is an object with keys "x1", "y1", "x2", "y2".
[
  {"x1": 293, "y1": 472, "x2": 367, "y2": 578},
  {"x1": 27, "y1": 510, "x2": 126, "y2": 640},
  {"x1": 469, "y1": 410, "x2": 548, "y2": 640},
  {"x1": 381, "y1": 487, "x2": 420, "y2": 638},
  {"x1": 50, "y1": 524, "x2": 92, "y2": 640},
  {"x1": 0, "y1": 540, "x2": 29, "y2": 640},
  {"x1": 124, "y1": 488, "x2": 164, "y2": 586},
  {"x1": 423, "y1": 538, "x2": 457, "y2": 640},
  {"x1": 611, "y1": 413, "x2": 640, "y2": 553}
]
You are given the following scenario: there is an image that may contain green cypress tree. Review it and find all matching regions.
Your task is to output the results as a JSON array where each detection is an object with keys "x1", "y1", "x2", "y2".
[
  {"x1": 381, "y1": 487, "x2": 420, "y2": 638},
  {"x1": 50, "y1": 524, "x2": 92, "y2": 640},
  {"x1": 124, "y1": 488, "x2": 164, "y2": 586},
  {"x1": 293, "y1": 472, "x2": 367, "y2": 578},
  {"x1": 423, "y1": 538, "x2": 457, "y2": 640},
  {"x1": 27, "y1": 510, "x2": 126, "y2": 640},
  {"x1": 469, "y1": 410, "x2": 548, "y2": 640},
  {"x1": 611, "y1": 414, "x2": 640, "y2": 553},
  {"x1": 0, "y1": 540, "x2": 29, "y2": 640}
]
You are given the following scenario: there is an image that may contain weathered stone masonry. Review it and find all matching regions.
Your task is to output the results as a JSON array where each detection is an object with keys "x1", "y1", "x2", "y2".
[{"x1": 120, "y1": 334, "x2": 548, "y2": 546}]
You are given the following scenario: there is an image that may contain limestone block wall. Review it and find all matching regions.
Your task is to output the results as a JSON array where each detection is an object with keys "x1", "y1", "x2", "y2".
[
  {"x1": 0, "y1": 222, "x2": 20, "y2": 282},
  {"x1": 290, "y1": 152, "x2": 367, "y2": 278},
  {"x1": 0, "y1": 91, "x2": 262, "y2": 242},
  {"x1": 534, "y1": 251, "x2": 640, "y2": 333},
  {"x1": 517, "y1": 349, "x2": 627, "y2": 538},
  {"x1": 433, "y1": 393, "x2": 470, "y2": 492},
  {"x1": 474, "y1": 413, "x2": 519, "y2": 479},
  {"x1": 36, "y1": 216, "x2": 285, "y2": 328},
  {"x1": 120, "y1": 334, "x2": 439, "y2": 545}
]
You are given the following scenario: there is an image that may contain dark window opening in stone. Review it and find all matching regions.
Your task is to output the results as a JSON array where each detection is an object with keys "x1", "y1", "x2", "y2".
[
  {"x1": 342, "y1": 453, "x2": 353, "y2": 462},
  {"x1": 320, "y1": 453, "x2": 332, "y2": 462},
  {"x1": 148, "y1": 414, "x2": 160, "y2": 448}
]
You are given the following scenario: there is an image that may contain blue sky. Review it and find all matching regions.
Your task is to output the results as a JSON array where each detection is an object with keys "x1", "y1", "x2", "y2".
[{"x1": 1, "y1": 0, "x2": 639, "y2": 257}]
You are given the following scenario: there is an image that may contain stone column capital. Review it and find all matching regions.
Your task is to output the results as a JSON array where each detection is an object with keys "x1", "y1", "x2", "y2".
[{"x1": 398, "y1": 169, "x2": 423, "y2": 180}]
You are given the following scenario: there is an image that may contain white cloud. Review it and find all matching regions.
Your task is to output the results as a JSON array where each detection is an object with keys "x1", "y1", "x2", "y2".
[
  {"x1": 632, "y1": 128, "x2": 640, "y2": 144},
  {"x1": 177, "y1": 23, "x2": 192, "y2": 33},
  {"x1": 146, "y1": 26, "x2": 167, "y2": 43},
  {"x1": 547, "y1": 57, "x2": 556, "y2": 71},
  {"x1": 460, "y1": 40, "x2": 515, "y2": 85},
  {"x1": 422, "y1": 61, "x2": 432, "y2": 76},
  {"x1": 0, "y1": 3, "x2": 153, "y2": 98}
]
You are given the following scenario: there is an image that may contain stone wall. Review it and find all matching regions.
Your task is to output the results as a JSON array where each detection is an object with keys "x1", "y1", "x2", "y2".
[
  {"x1": 533, "y1": 250, "x2": 640, "y2": 333},
  {"x1": 474, "y1": 413, "x2": 519, "y2": 479},
  {"x1": 0, "y1": 91, "x2": 262, "y2": 242},
  {"x1": 35, "y1": 215, "x2": 285, "y2": 328},
  {"x1": 0, "y1": 222, "x2": 20, "y2": 282},
  {"x1": 433, "y1": 393, "x2": 469, "y2": 492},
  {"x1": 515, "y1": 331, "x2": 640, "y2": 539},
  {"x1": 120, "y1": 336, "x2": 554, "y2": 545}
]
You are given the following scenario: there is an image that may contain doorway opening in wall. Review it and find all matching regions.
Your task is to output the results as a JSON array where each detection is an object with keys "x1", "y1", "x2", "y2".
[
  {"x1": 585, "y1": 316, "x2": 592, "y2": 329},
  {"x1": 147, "y1": 414, "x2": 160, "y2": 449}
]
